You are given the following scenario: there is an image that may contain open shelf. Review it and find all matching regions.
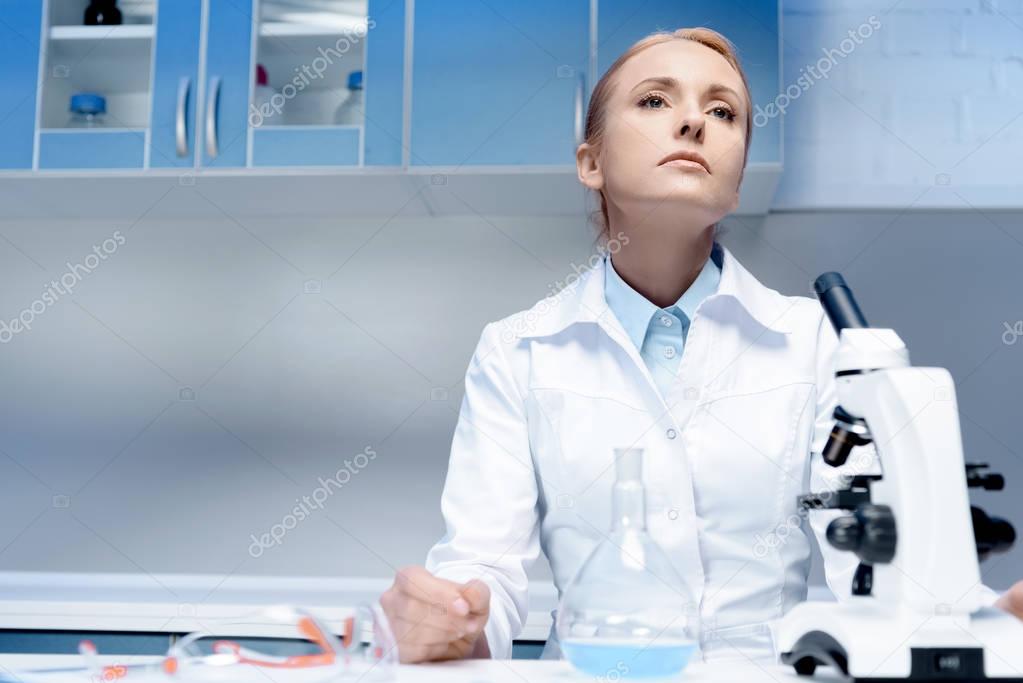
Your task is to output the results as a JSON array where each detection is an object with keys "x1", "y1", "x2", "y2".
[
  {"x1": 49, "y1": 0, "x2": 155, "y2": 28},
  {"x1": 260, "y1": 21, "x2": 367, "y2": 38},
  {"x1": 50, "y1": 24, "x2": 154, "y2": 40},
  {"x1": 38, "y1": 127, "x2": 147, "y2": 134},
  {"x1": 41, "y1": 20, "x2": 154, "y2": 129}
]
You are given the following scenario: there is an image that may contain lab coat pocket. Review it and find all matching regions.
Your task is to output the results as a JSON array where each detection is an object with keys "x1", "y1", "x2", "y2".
[
  {"x1": 529, "y1": 388, "x2": 661, "y2": 525},
  {"x1": 685, "y1": 380, "x2": 817, "y2": 619},
  {"x1": 527, "y1": 388, "x2": 654, "y2": 484},
  {"x1": 691, "y1": 380, "x2": 815, "y2": 537}
]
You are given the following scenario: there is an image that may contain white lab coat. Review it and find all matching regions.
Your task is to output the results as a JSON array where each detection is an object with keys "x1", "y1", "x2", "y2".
[{"x1": 423, "y1": 243, "x2": 997, "y2": 662}]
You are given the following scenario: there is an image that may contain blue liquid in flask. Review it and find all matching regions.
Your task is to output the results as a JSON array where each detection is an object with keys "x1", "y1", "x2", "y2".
[{"x1": 562, "y1": 637, "x2": 698, "y2": 679}]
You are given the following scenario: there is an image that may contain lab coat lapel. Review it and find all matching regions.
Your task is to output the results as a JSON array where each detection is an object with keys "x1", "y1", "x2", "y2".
[{"x1": 518, "y1": 253, "x2": 678, "y2": 418}]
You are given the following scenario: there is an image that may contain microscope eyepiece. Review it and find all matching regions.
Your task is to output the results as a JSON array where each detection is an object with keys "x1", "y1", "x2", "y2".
[{"x1": 814, "y1": 272, "x2": 869, "y2": 331}]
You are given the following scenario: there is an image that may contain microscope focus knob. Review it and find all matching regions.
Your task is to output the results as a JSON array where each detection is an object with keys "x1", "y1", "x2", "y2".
[{"x1": 826, "y1": 504, "x2": 897, "y2": 564}]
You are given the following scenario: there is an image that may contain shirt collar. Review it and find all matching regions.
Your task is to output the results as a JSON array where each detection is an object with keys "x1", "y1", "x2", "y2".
[
  {"x1": 603, "y1": 249, "x2": 721, "y2": 351},
  {"x1": 512, "y1": 241, "x2": 797, "y2": 339}
]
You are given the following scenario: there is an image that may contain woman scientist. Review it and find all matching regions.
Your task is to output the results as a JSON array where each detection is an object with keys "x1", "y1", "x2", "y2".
[{"x1": 379, "y1": 27, "x2": 1023, "y2": 663}]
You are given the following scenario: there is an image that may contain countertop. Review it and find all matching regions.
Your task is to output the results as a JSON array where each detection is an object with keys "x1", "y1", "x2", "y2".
[
  {"x1": 0, "y1": 571, "x2": 839, "y2": 643},
  {"x1": 0, "y1": 571, "x2": 559, "y2": 641},
  {"x1": 0, "y1": 654, "x2": 846, "y2": 683}
]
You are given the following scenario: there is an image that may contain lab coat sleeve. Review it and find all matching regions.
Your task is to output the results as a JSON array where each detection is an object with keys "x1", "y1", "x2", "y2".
[
  {"x1": 423, "y1": 321, "x2": 542, "y2": 659},
  {"x1": 808, "y1": 310, "x2": 1004, "y2": 608}
]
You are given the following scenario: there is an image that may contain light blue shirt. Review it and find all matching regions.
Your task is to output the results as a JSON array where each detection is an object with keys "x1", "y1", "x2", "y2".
[{"x1": 603, "y1": 246, "x2": 722, "y2": 397}]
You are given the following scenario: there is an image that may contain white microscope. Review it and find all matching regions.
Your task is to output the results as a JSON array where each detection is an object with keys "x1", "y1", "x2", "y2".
[{"x1": 774, "y1": 272, "x2": 1023, "y2": 681}]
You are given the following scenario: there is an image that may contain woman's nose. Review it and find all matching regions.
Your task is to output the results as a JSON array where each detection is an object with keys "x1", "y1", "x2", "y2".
[{"x1": 678, "y1": 111, "x2": 704, "y2": 142}]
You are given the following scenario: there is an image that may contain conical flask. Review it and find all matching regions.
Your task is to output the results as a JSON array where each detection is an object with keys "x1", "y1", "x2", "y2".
[{"x1": 557, "y1": 447, "x2": 699, "y2": 678}]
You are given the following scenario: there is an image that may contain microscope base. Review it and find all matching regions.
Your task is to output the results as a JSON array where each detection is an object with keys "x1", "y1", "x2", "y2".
[{"x1": 773, "y1": 599, "x2": 1023, "y2": 681}]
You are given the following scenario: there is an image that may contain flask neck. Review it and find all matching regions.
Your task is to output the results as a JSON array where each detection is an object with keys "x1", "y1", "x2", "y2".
[{"x1": 611, "y1": 480, "x2": 646, "y2": 531}]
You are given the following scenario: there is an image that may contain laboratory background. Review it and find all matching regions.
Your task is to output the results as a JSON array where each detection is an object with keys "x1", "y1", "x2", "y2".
[{"x1": 0, "y1": 0, "x2": 1021, "y2": 664}]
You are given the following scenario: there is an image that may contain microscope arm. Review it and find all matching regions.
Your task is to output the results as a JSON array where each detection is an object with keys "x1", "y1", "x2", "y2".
[{"x1": 804, "y1": 310, "x2": 883, "y2": 602}]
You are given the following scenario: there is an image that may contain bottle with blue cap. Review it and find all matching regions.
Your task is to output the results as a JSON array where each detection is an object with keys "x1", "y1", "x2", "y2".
[
  {"x1": 333, "y1": 70, "x2": 363, "y2": 126},
  {"x1": 68, "y1": 93, "x2": 107, "y2": 128}
]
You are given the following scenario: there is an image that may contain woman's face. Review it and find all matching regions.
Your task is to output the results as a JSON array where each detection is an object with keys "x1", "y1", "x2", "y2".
[{"x1": 578, "y1": 40, "x2": 749, "y2": 232}]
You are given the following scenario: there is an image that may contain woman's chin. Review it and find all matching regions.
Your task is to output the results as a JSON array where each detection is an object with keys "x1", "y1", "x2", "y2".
[
  {"x1": 628, "y1": 204, "x2": 724, "y2": 236},
  {"x1": 646, "y1": 184, "x2": 728, "y2": 215}
]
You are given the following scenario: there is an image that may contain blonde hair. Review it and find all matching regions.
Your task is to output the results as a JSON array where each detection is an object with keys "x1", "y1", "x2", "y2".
[{"x1": 583, "y1": 27, "x2": 754, "y2": 243}]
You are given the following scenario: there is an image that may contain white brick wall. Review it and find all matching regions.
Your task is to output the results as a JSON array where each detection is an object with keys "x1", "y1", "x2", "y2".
[{"x1": 774, "y1": 0, "x2": 1023, "y2": 208}]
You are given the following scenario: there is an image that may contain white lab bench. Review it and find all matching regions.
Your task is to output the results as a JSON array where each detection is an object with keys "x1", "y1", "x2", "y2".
[
  {"x1": 0, "y1": 654, "x2": 839, "y2": 683},
  {"x1": 0, "y1": 571, "x2": 558, "y2": 654},
  {"x1": 0, "y1": 571, "x2": 839, "y2": 666}
]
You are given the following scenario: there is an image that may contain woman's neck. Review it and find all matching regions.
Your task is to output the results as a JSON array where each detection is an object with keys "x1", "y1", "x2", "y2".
[{"x1": 608, "y1": 224, "x2": 716, "y2": 310}]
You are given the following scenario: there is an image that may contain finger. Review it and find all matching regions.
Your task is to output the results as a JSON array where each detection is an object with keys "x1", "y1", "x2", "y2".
[
  {"x1": 394, "y1": 593, "x2": 472, "y2": 633},
  {"x1": 396, "y1": 567, "x2": 480, "y2": 621},
  {"x1": 459, "y1": 578, "x2": 491, "y2": 615},
  {"x1": 464, "y1": 614, "x2": 486, "y2": 634},
  {"x1": 389, "y1": 614, "x2": 464, "y2": 646},
  {"x1": 996, "y1": 582, "x2": 1023, "y2": 620},
  {"x1": 396, "y1": 567, "x2": 464, "y2": 611},
  {"x1": 390, "y1": 597, "x2": 468, "y2": 633},
  {"x1": 398, "y1": 640, "x2": 450, "y2": 664}
]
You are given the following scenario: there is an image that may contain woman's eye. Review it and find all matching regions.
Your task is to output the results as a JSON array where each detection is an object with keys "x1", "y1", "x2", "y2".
[
  {"x1": 711, "y1": 106, "x2": 736, "y2": 122},
  {"x1": 638, "y1": 93, "x2": 666, "y2": 109}
]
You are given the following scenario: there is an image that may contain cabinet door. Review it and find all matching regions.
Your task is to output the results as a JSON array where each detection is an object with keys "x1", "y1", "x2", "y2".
[
  {"x1": 200, "y1": 0, "x2": 255, "y2": 168},
  {"x1": 363, "y1": 0, "x2": 405, "y2": 166},
  {"x1": 36, "y1": 3, "x2": 154, "y2": 169},
  {"x1": 0, "y1": 1, "x2": 43, "y2": 169},
  {"x1": 248, "y1": 0, "x2": 391, "y2": 167},
  {"x1": 598, "y1": 0, "x2": 780, "y2": 165},
  {"x1": 150, "y1": 0, "x2": 202, "y2": 168},
  {"x1": 411, "y1": 1, "x2": 589, "y2": 166}
]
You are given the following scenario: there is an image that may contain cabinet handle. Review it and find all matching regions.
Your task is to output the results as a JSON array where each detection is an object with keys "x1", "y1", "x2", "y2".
[
  {"x1": 574, "y1": 72, "x2": 586, "y2": 146},
  {"x1": 175, "y1": 76, "x2": 191, "y2": 157},
  {"x1": 205, "y1": 76, "x2": 221, "y2": 159}
]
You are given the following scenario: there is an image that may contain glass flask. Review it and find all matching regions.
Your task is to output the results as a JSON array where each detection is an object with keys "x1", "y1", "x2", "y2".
[
  {"x1": 74, "y1": 604, "x2": 396, "y2": 683},
  {"x1": 557, "y1": 447, "x2": 700, "y2": 679},
  {"x1": 166, "y1": 604, "x2": 396, "y2": 681}
]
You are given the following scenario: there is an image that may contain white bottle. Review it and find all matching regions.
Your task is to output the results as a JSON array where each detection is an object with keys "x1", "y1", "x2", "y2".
[
  {"x1": 252, "y1": 64, "x2": 278, "y2": 126},
  {"x1": 333, "y1": 70, "x2": 363, "y2": 126}
]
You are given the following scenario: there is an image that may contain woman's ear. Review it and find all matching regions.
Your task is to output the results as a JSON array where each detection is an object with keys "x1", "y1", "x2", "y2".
[{"x1": 576, "y1": 141, "x2": 604, "y2": 191}]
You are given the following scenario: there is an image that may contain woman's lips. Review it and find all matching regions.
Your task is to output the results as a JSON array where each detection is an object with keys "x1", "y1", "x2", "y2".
[{"x1": 661, "y1": 159, "x2": 708, "y2": 172}]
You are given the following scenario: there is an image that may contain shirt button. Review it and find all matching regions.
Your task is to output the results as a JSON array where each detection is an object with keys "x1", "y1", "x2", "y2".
[
  {"x1": 666, "y1": 428, "x2": 677, "y2": 440},
  {"x1": 663, "y1": 346, "x2": 676, "y2": 359},
  {"x1": 659, "y1": 314, "x2": 673, "y2": 327}
]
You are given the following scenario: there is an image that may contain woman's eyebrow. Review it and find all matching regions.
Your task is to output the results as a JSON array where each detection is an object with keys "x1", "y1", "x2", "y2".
[
  {"x1": 630, "y1": 76, "x2": 681, "y2": 93},
  {"x1": 630, "y1": 76, "x2": 742, "y2": 105},
  {"x1": 707, "y1": 83, "x2": 743, "y2": 106}
]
